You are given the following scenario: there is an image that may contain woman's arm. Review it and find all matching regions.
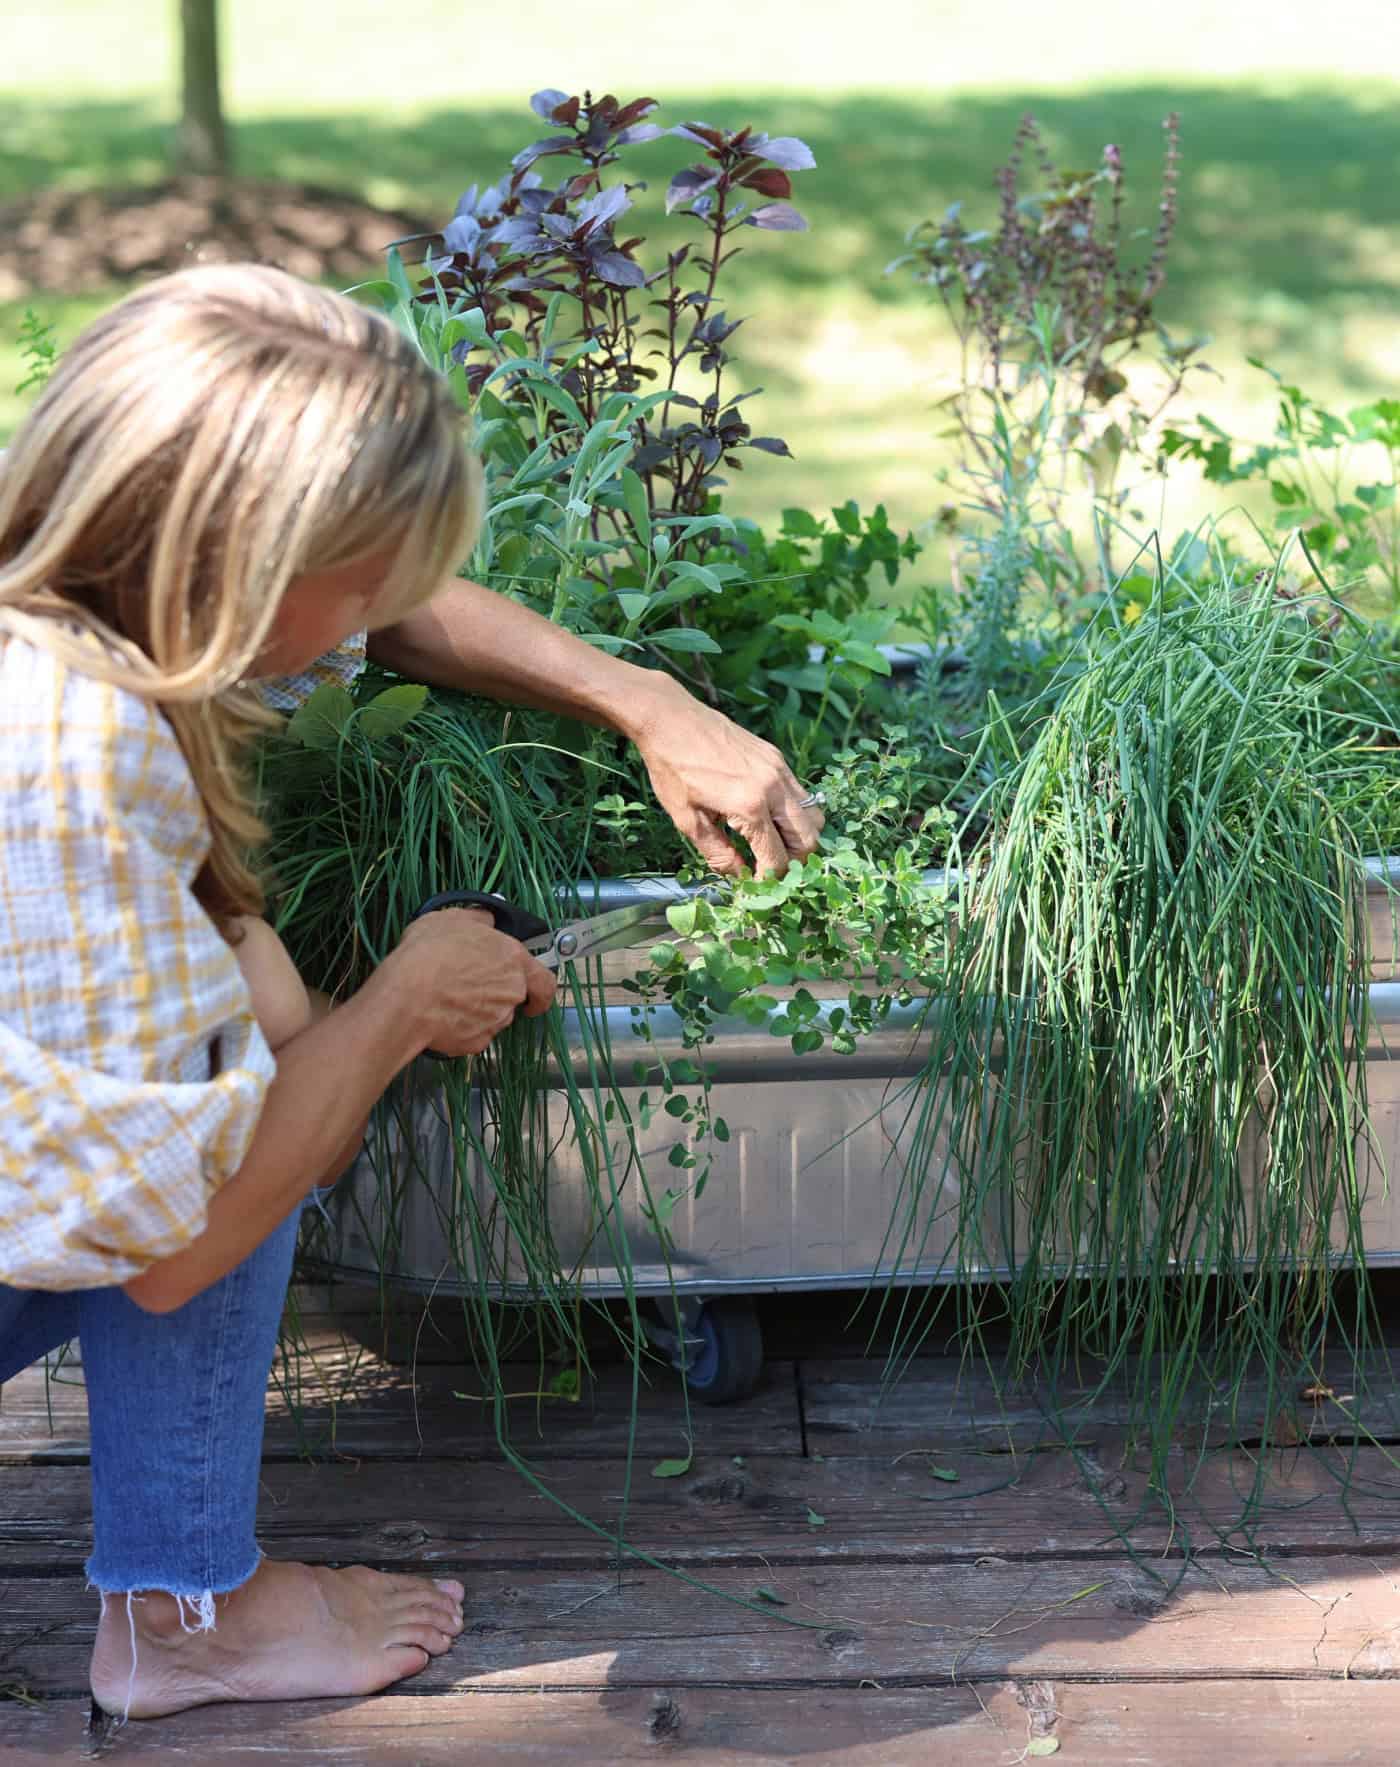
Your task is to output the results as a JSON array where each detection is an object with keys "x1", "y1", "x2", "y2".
[
  {"x1": 123, "y1": 907, "x2": 553, "y2": 1314},
  {"x1": 121, "y1": 967, "x2": 419, "y2": 1313},
  {"x1": 367, "y1": 577, "x2": 825, "y2": 877}
]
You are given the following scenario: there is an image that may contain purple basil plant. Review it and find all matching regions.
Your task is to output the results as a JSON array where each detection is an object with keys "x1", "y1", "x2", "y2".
[{"x1": 394, "y1": 90, "x2": 816, "y2": 518}]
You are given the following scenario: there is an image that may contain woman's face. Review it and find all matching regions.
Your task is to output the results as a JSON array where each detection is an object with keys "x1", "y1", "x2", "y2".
[{"x1": 251, "y1": 545, "x2": 402, "y2": 677}]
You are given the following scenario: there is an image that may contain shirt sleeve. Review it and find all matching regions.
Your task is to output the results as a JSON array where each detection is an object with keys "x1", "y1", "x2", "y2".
[{"x1": 0, "y1": 643, "x2": 276, "y2": 1291}]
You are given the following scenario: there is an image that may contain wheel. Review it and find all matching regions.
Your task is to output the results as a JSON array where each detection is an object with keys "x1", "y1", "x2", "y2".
[{"x1": 680, "y1": 1298, "x2": 765, "y2": 1405}]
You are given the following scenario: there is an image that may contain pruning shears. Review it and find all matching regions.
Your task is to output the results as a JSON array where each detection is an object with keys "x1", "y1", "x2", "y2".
[
  {"x1": 410, "y1": 888, "x2": 683, "y2": 1058},
  {"x1": 411, "y1": 888, "x2": 679, "y2": 969}
]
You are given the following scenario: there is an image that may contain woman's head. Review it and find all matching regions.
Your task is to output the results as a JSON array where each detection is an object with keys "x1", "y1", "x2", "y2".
[
  {"x1": 0, "y1": 264, "x2": 481, "y2": 688},
  {"x1": 0, "y1": 265, "x2": 484, "y2": 922}
]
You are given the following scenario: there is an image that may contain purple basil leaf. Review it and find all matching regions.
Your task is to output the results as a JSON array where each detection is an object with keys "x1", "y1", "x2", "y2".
[
  {"x1": 593, "y1": 251, "x2": 647, "y2": 288},
  {"x1": 616, "y1": 123, "x2": 665, "y2": 146},
  {"x1": 760, "y1": 137, "x2": 816, "y2": 171},
  {"x1": 530, "y1": 89, "x2": 570, "y2": 121},
  {"x1": 747, "y1": 203, "x2": 808, "y2": 231},
  {"x1": 453, "y1": 183, "x2": 481, "y2": 218},
  {"x1": 512, "y1": 136, "x2": 577, "y2": 171},
  {"x1": 666, "y1": 167, "x2": 718, "y2": 214},
  {"x1": 614, "y1": 96, "x2": 660, "y2": 127},
  {"x1": 669, "y1": 123, "x2": 723, "y2": 148},
  {"x1": 490, "y1": 215, "x2": 543, "y2": 251},
  {"x1": 741, "y1": 167, "x2": 793, "y2": 200},
  {"x1": 538, "y1": 211, "x2": 576, "y2": 242},
  {"x1": 695, "y1": 436, "x2": 723, "y2": 466},
  {"x1": 441, "y1": 214, "x2": 483, "y2": 256},
  {"x1": 577, "y1": 184, "x2": 631, "y2": 233},
  {"x1": 690, "y1": 194, "x2": 715, "y2": 218},
  {"x1": 749, "y1": 436, "x2": 793, "y2": 456}
]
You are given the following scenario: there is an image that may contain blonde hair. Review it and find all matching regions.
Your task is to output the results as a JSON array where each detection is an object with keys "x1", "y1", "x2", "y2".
[{"x1": 0, "y1": 264, "x2": 482, "y2": 924}]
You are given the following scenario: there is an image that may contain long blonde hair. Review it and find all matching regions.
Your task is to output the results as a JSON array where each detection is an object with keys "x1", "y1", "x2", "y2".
[{"x1": 0, "y1": 264, "x2": 482, "y2": 923}]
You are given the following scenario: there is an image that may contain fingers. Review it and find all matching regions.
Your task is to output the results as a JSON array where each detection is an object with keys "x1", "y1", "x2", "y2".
[
  {"x1": 670, "y1": 742, "x2": 825, "y2": 878},
  {"x1": 762, "y1": 752, "x2": 825, "y2": 861},
  {"x1": 678, "y1": 807, "x2": 748, "y2": 878},
  {"x1": 521, "y1": 955, "x2": 558, "y2": 1017},
  {"x1": 736, "y1": 809, "x2": 791, "y2": 879}
]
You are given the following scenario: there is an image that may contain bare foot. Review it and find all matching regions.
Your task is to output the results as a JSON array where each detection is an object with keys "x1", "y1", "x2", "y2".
[{"x1": 89, "y1": 1558, "x2": 466, "y2": 1719}]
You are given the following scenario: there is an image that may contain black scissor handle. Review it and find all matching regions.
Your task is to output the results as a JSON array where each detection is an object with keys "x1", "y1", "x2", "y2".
[
  {"x1": 410, "y1": 889, "x2": 550, "y2": 944},
  {"x1": 409, "y1": 891, "x2": 551, "y2": 1062}
]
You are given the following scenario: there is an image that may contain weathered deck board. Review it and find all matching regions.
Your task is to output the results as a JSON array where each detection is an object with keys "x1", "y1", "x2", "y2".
[
  {"x1": 3, "y1": 1679, "x2": 1398, "y2": 1766},
  {"x1": 0, "y1": 1343, "x2": 800, "y2": 1466},
  {"x1": 7, "y1": 1309, "x2": 1400, "y2": 1761},
  {"x1": 10, "y1": 1333, "x2": 1400, "y2": 1471},
  {"x1": 800, "y1": 1350, "x2": 1400, "y2": 1452},
  {"x1": 5, "y1": 1554, "x2": 1400, "y2": 1699},
  {"x1": 5, "y1": 1441, "x2": 1400, "y2": 1575}
]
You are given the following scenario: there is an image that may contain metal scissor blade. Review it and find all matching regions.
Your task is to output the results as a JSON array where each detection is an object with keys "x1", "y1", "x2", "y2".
[{"x1": 524, "y1": 899, "x2": 677, "y2": 970}]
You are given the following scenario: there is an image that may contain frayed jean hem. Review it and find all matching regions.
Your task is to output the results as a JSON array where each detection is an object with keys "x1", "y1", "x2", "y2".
[
  {"x1": 89, "y1": 1547, "x2": 264, "y2": 1725},
  {"x1": 85, "y1": 1542, "x2": 263, "y2": 1605}
]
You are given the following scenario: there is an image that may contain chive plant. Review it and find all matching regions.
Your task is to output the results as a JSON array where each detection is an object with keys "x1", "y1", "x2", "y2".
[
  {"x1": 258, "y1": 685, "x2": 683, "y2": 1396},
  {"x1": 876, "y1": 566, "x2": 1396, "y2": 1488}
]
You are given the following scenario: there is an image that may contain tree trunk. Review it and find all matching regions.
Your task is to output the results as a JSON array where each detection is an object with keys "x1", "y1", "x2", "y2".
[{"x1": 175, "y1": 0, "x2": 230, "y2": 176}]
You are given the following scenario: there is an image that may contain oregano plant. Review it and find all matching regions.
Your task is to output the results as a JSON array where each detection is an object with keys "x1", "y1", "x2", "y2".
[{"x1": 622, "y1": 732, "x2": 956, "y2": 1236}]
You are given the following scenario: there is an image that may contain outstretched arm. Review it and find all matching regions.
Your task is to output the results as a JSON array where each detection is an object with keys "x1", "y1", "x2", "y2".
[{"x1": 367, "y1": 577, "x2": 824, "y2": 876}]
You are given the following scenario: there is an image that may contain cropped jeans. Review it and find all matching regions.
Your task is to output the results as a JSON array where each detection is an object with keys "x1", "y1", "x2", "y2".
[{"x1": 0, "y1": 1203, "x2": 302, "y2": 1602}]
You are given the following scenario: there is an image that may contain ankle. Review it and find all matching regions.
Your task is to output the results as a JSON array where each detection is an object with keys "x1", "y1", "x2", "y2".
[{"x1": 103, "y1": 1588, "x2": 218, "y2": 1646}]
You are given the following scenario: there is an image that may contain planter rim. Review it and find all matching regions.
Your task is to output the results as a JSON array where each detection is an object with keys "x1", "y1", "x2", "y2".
[{"x1": 561, "y1": 855, "x2": 1400, "y2": 914}]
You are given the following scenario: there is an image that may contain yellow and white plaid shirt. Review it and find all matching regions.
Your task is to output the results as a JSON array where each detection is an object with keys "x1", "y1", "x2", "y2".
[
  {"x1": 257, "y1": 630, "x2": 369, "y2": 713},
  {"x1": 0, "y1": 631, "x2": 369, "y2": 1292}
]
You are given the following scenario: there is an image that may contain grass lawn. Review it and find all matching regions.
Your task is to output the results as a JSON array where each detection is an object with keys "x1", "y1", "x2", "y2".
[{"x1": 4, "y1": 3, "x2": 1400, "y2": 548}]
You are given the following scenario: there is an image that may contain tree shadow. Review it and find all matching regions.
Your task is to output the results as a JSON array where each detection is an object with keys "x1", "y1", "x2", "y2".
[{"x1": 4, "y1": 82, "x2": 1398, "y2": 372}]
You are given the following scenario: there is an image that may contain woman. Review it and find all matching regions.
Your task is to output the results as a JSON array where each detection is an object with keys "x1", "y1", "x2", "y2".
[{"x1": 0, "y1": 264, "x2": 820, "y2": 1721}]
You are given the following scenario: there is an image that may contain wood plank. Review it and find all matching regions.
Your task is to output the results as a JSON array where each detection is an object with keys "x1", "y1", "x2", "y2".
[
  {"x1": 4, "y1": 1680, "x2": 1400, "y2": 1766},
  {"x1": 15, "y1": 1330, "x2": 1400, "y2": 1472},
  {"x1": 6, "y1": 1441, "x2": 1400, "y2": 1574},
  {"x1": 0, "y1": 1341, "x2": 800, "y2": 1466},
  {"x1": 801, "y1": 1350, "x2": 1400, "y2": 1453},
  {"x1": 6, "y1": 1554, "x2": 1400, "y2": 1697}
]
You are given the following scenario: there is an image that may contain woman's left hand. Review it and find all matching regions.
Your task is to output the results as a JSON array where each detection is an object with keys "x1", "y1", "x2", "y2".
[{"x1": 631, "y1": 679, "x2": 825, "y2": 877}]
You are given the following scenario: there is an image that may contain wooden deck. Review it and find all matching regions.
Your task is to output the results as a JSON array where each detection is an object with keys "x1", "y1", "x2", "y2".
[{"x1": 3, "y1": 1292, "x2": 1400, "y2": 1763}]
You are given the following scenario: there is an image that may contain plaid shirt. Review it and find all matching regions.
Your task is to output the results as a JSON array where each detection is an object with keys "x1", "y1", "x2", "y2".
[
  {"x1": 258, "y1": 631, "x2": 368, "y2": 713},
  {"x1": 0, "y1": 630, "x2": 376, "y2": 1291}
]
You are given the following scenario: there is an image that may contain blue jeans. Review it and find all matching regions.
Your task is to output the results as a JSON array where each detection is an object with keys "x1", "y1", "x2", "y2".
[{"x1": 0, "y1": 1204, "x2": 302, "y2": 1598}]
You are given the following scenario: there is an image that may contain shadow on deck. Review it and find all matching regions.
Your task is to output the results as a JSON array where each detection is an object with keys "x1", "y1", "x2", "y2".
[{"x1": 3, "y1": 1289, "x2": 1400, "y2": 1762}]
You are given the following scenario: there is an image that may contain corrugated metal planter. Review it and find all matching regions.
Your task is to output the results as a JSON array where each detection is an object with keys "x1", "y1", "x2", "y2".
[{"x1": 304, "y1": 858, "x2": 1399, "y2": 1398}]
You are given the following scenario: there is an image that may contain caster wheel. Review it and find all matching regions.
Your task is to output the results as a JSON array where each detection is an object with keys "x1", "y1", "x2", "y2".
[{"x1": 680, "y1": 1298, "x2": 765, "y2": 1405}]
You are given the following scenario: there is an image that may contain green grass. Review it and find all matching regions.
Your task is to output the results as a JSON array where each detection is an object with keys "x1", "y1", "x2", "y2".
[
  {"x1": 8, "y1": 0, "x2": 1400, "y2": 99},
  {"x1": 5, "y1": 5, "x2": 1400, "y2": 540}
]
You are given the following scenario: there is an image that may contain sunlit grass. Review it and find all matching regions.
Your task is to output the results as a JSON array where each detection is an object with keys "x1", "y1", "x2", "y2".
[{"x1": 4, "y1": 20, "x2": 1399, "y2": 537}]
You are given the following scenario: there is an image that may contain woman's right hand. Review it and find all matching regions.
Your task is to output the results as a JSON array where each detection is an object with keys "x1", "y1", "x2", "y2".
[{"x1": 375, "y1": 906, "x2": 557, "y2": 1058}]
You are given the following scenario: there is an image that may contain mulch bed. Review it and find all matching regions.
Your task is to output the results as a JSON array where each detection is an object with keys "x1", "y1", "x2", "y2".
[{"x1": 0, "y1": 176, "x2": 437, "y2": 302}]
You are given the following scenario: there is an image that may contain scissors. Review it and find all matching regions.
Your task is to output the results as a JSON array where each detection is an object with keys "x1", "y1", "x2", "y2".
[{"x1": 409, "y1": 888, "x2": 682, "y2": 1058}]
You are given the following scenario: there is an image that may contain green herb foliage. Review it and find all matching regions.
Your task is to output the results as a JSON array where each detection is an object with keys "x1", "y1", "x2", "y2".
[{"x1": 879, "y1": 568, "x2": 1395, "y2": 1488}]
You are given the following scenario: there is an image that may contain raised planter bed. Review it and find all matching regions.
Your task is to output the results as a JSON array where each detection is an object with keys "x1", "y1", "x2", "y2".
[{"x1": 303, "y1": 859, "x2": 1399, "y2": 1398}]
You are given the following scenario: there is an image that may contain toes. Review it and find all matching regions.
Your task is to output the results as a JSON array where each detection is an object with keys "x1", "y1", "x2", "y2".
[
  {"x1": 383, "y1": 1644, "x2": 432, "y2": 1682},
  {"x1": 389, "y1": 1621, "x2": 457, "y2": 1659},
  {"x1": 391, "y1": 1593, "x2": 462, "y2": 1636},
  {"x1": 433, "y1": 1577, "x2": 466, "y2": 1602}
]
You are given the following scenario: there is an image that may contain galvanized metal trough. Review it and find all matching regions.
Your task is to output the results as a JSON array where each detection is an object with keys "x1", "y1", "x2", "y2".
[{"x1": 304, "y1": 857, "x2": 1399, "y2": 1399}]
